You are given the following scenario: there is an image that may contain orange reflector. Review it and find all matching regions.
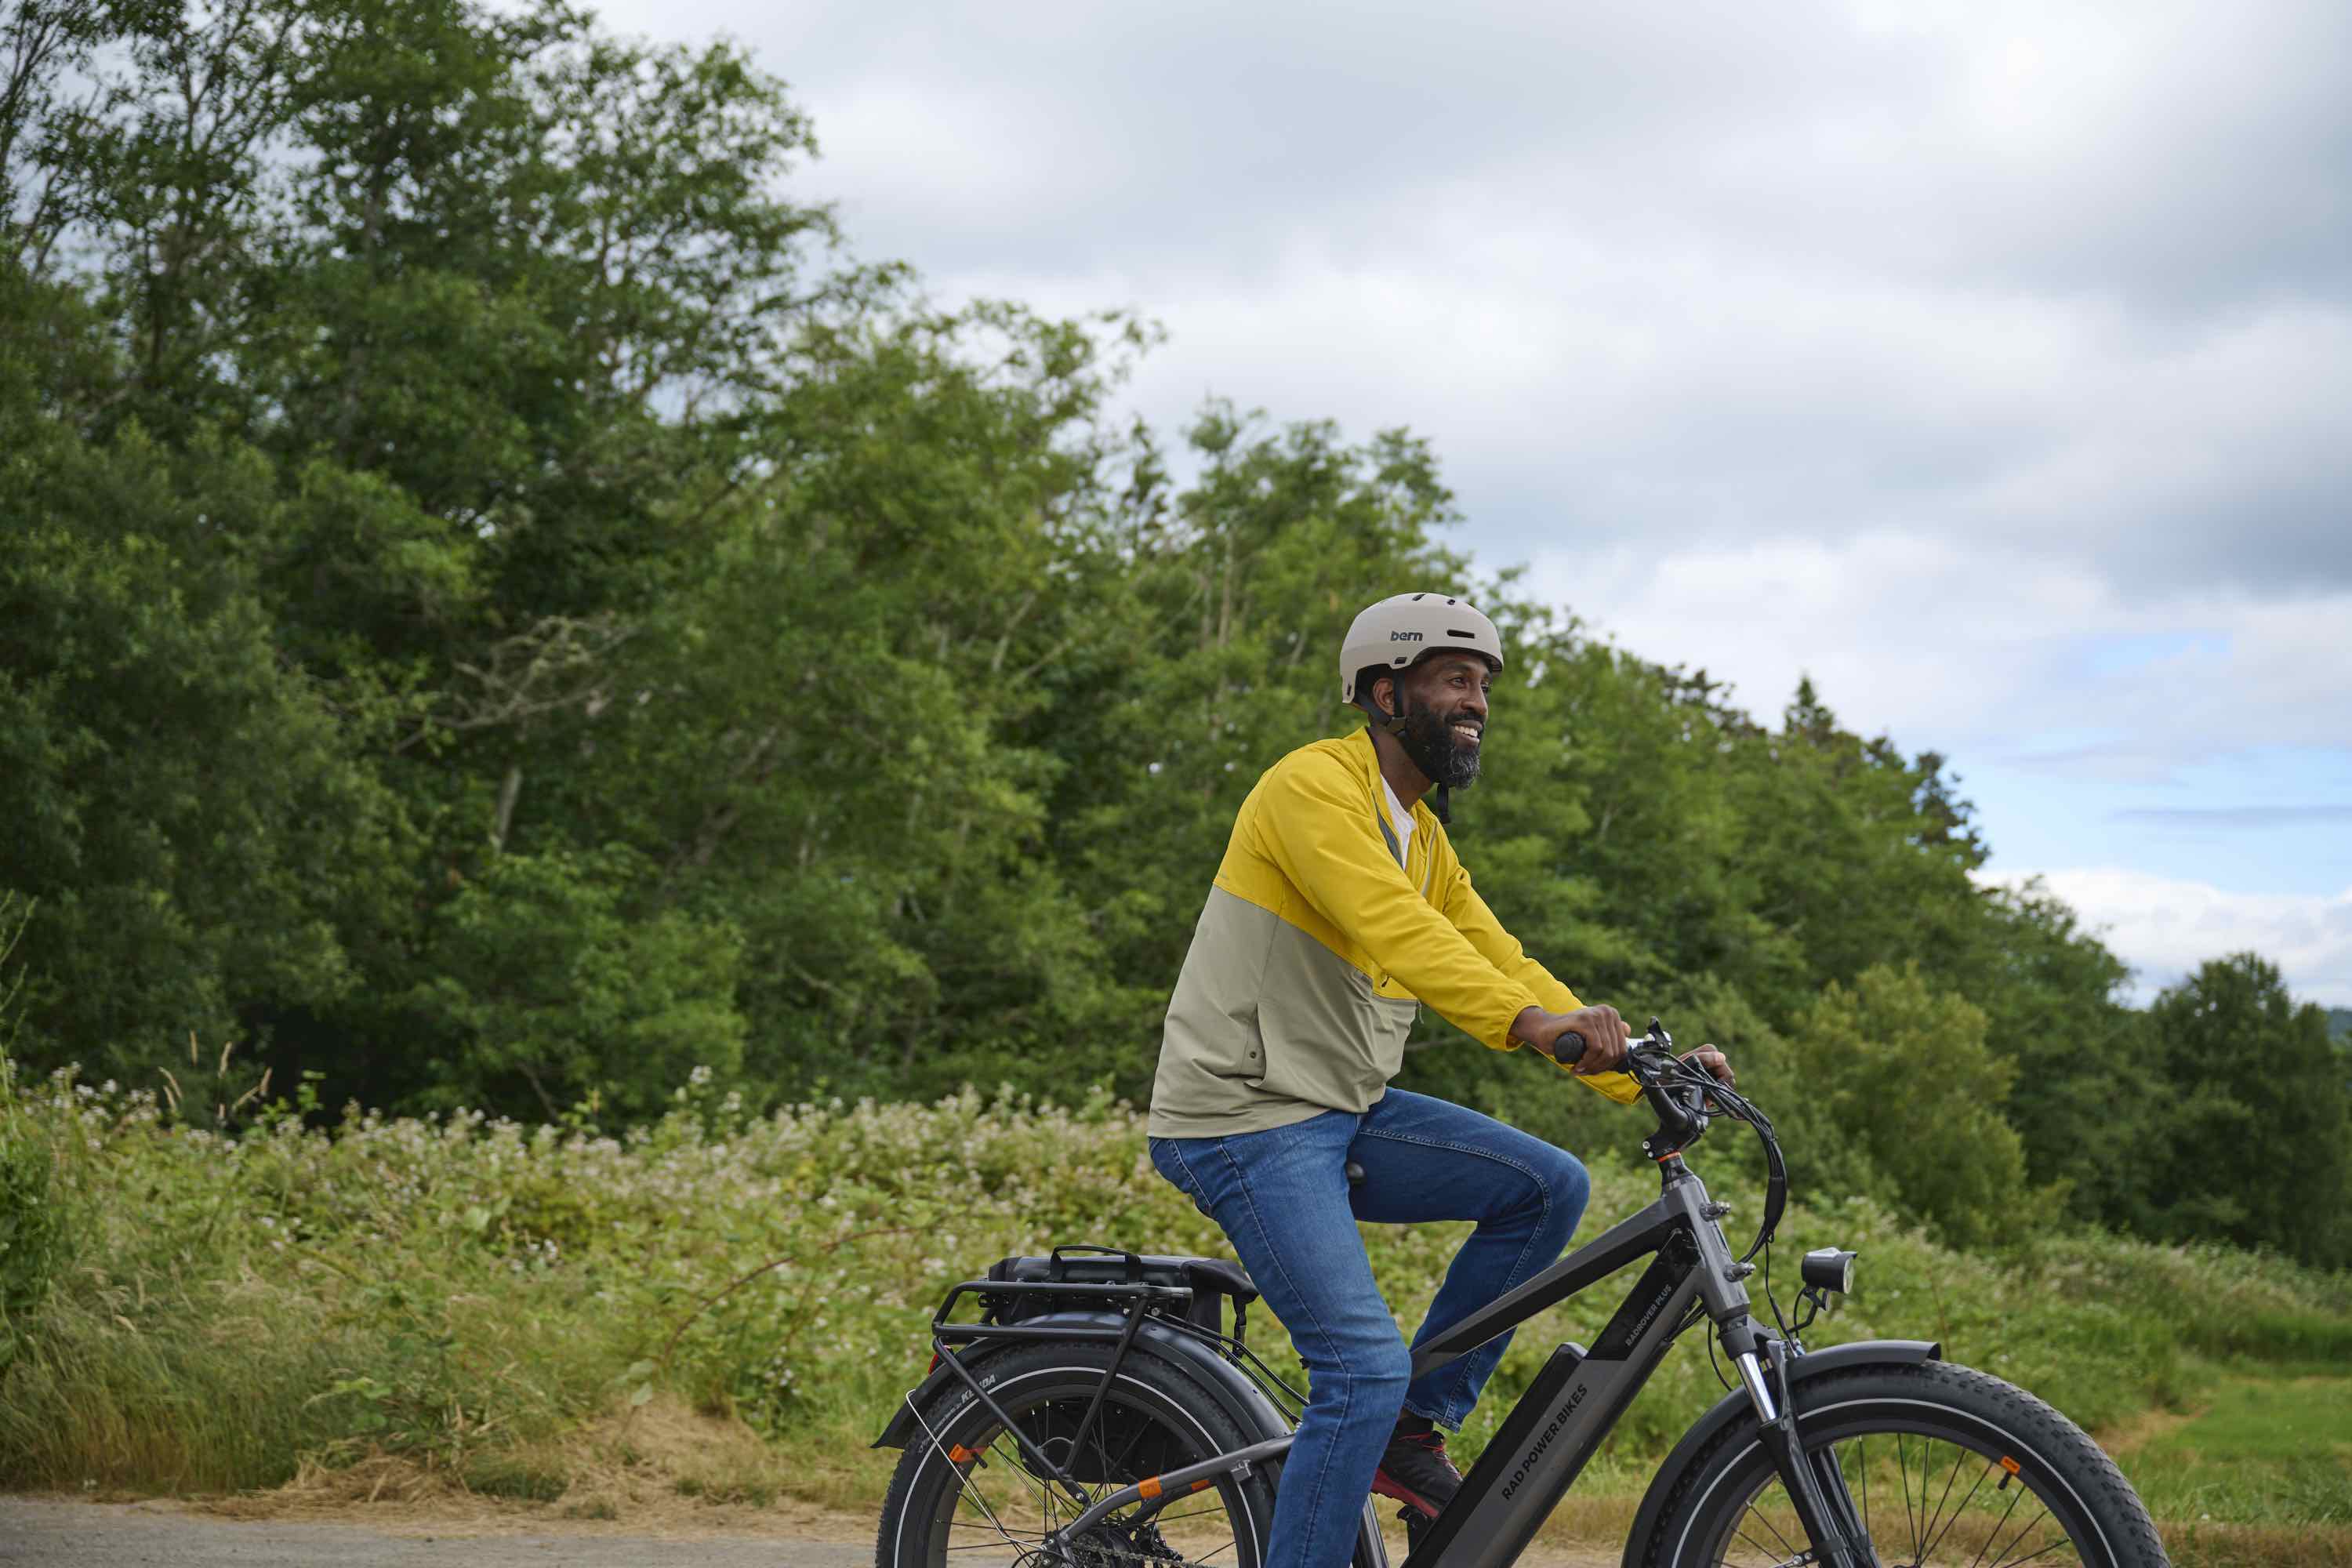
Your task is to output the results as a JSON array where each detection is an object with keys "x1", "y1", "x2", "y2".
[
  {"x1": 949, "y1": 1445, "x2": 978, "y2": 1464},
  {"x1": 1138, "y1": 1476, "x2": 1163, "y2": 1500},
  {"x1": 1191, "y1": 1479, "x2": 1213, "y2": 1494},
  {"x1": 2000, "y1": 1456, "x2": 2021, "y2": 1475}
]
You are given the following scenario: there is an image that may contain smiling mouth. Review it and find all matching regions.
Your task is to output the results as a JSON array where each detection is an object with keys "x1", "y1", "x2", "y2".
[{"x1": 1450, "y1": 722, "x2": 1482, "y2": 746}]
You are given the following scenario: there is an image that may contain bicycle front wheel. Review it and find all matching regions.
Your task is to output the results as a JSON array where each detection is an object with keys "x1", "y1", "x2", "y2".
[
  {"x1": 876, "y1": 1338, "x2": 1277, "y2": 1568},
  {"x1": 1641, "y1": 1360, "x2": 2169, "y2": 1568}
]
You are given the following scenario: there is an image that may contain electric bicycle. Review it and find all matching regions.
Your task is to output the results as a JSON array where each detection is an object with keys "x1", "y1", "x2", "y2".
[{"x1": 872, "y1": 1022, "x2": 2168, "y2": 1568}]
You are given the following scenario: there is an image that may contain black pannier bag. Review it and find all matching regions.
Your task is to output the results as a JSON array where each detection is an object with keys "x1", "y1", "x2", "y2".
[{"x1": 983, "y1": 1244, "x2": 1258, "y2": 1341}]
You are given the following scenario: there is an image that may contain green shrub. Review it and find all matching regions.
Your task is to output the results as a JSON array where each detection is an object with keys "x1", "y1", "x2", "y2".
[
  {"x1": 0, "y1": 1065, "x2": 2343, "y2": 1515},
  {"x1": 0, "y1": 1073, "x2": 68, "y2": 1367}
]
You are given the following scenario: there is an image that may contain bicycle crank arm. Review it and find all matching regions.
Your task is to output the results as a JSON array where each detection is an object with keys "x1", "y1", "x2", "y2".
[{"x1": 1046, "y1": 1434, "x2": 1294, "y2": 1555}]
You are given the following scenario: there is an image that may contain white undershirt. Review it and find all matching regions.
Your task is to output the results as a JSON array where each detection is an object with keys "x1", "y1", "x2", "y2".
[{"x1": 1379, "y1": 775, "x2": 1415, "y2": 865}]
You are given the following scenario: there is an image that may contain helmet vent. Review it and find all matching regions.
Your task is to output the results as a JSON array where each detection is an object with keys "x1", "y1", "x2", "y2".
[{"x1": 1447, "y1": 628, "x2": 1479, "y2": 639}]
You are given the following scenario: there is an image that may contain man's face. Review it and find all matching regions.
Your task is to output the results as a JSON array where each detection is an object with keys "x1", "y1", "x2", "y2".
[{"x1": 1380, "y1": 652, "x2": 1493, "y2": 788}]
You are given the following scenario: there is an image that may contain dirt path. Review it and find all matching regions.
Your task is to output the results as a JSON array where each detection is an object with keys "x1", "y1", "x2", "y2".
[
  {"x1": 0, "y1": 1495, "x2": 1624, "y2": 1567},
  {"x1": 0, "y1": 1496, "x2": 875, "y2": 1566}
]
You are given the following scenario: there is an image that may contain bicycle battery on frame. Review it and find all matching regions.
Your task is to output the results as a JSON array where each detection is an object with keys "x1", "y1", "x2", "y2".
[{"x1": 1403, "y1": 1234, "x2": 1703, "y2": 1568}]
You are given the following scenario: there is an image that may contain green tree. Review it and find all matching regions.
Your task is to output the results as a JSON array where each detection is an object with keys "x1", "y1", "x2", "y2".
[
  {"x1": 402, "y1": 845, "x2": 746, "y2": 1120},
  {"x1": 1945, "y1": 881, "x2": 2158, "y2": 1229},
  {"x1": 588, "y1": 306, "x2": 1139, "y2": 1099},
  {"x1": 2132, "y1": 954, "x2": 2352, "y2": 1268},
  {"x1": 0, "y1": 405, "x2": 407, "y2": 1077},
  {"x1": 1783, "y1": 963, "x2": 2038, "y2": 1249}
]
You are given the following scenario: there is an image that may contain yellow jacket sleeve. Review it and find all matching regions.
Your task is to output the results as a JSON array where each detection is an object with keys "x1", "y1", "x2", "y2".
[
  {"x1": 1248, "y1": 752, "x2": 1544, "y2": 1051},
  {"x1": 1439, "y1": 854, "x2": 1642, "y2": 1105}
]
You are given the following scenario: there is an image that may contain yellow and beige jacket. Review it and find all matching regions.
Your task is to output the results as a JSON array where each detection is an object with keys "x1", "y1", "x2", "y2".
[{"x1": 1148, "y1": 728, "x2": 1640, "y2": 1138}]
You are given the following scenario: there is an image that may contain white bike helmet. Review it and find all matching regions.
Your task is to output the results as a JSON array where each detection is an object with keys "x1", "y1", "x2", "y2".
[{"x1": 1339, "y1": 593, "x2": 1505, "y2": 708}]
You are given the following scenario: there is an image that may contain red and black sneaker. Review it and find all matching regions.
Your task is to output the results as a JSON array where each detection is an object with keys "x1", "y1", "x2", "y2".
[{"x1": 1371, "y1": 1428, "x2": 1462, "y2": 1522}]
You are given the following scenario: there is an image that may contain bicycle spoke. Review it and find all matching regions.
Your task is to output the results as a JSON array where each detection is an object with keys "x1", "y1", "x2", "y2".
[
  {"x1": 1742, "y1": 1496, "x2": 1804, "y2": 1563},
  {"x1": 1106, "y1": 1412, "x2": 1152, "y2": 1479},
  {"x1": 1730, "y1": 1520, "x2": 1789, "y2": 1566},
  {"x1": 1917, "y1": 1454, "x2": 1996, "y2": 1566},
  {"x1": 945, "y1": 1543, "x2": 1045, "y2": 1553},
  {"x1": 1899, "y1": 1432, "x2": 1920, "y2": 1559},
  {"x1": 1962, "y1": 1480, "x2": 2028, "y2": 1568},
  {"x1": 1857, "y1": 1437, "x2": 1871, "y2": 1563},
  {"x1": 1980, "y1": 1501, "x2": 2056, "y2": 1568},
  {"x1": 1918, "y1": 1442, "x2": 1971, "y2": 1560},
  {"x1": 1714, "y1": 1430, "x2": 2096, "y2": 1568},
  {"x1": 986, "y1": 1431, "x2": 1054, "y2": 1528},
  {"x1": 911, "y1": 1406, "x2": 1024, "y2": 1553},
  {"x1": 1991, "y1": 1536, "x2": 2079, "y2": 1568}
]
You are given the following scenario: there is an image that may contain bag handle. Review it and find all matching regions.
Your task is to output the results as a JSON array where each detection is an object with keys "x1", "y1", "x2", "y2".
[{"x1": 1048, "y1": 1243, "x2": 1145, "y2": 1283}]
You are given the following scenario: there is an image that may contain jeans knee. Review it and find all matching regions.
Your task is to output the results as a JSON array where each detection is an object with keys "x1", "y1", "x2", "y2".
[
  {"x1": 1327, "y1": 1336, "x2": 1411, "y2": 1396},
  {"x1": 1537, "y1": 1149, "x2": 1589, "y2": 1236}
]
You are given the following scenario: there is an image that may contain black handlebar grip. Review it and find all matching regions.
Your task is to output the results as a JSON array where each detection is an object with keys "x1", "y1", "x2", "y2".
[
  {"x1": 1553, "y1": 1029, "x2": 1588, "y2": 1065},
  {"x1": 1344, "y1": 1160, "x2": 1366, "y2": 1188}
]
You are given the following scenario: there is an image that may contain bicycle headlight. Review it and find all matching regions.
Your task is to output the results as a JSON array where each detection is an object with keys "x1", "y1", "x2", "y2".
[{"x1": 1800, "y1": 1247, "x2": 1857, "y2": 1295}]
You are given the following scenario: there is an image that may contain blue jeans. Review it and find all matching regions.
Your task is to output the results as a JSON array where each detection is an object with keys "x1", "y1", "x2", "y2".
[{"x1": 1149, "y1": 1088, "x2": 1590, "y2": 1568}]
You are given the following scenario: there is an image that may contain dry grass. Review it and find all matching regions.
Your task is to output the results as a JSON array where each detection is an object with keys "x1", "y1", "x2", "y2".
[{"x1": 202, "y1": 1393, "x2": 878, "y2": 1541}]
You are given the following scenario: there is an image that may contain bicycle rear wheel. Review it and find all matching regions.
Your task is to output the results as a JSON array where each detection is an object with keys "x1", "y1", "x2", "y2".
[
  {"x1": 1641, "y1": 1361, "x2": 2169, "y2": 1568},
  {"x1": 876, "y1": 1339, "x2": 1277, "y2": 1568}
]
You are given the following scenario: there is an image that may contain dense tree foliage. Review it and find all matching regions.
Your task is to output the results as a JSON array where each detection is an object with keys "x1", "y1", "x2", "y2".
[{"x1": 2, "y1": 0, "x2": 2340, "y2": 1265}]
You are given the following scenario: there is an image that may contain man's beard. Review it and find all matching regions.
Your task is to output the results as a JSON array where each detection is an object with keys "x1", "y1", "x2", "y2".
[{"x1": 1397, "y1": 702, "x2": 1482, "y2": 789}]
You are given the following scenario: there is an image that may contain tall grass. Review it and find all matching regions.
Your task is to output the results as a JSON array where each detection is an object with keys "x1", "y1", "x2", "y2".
[{"x1": 0, "y1": 1061, "x2": 2345, "y2": 1527}]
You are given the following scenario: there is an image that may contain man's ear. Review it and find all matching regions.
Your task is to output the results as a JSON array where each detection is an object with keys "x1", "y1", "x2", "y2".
[{"x1": 1372, "y1": 673, "x2": 1398, "y2": 721}]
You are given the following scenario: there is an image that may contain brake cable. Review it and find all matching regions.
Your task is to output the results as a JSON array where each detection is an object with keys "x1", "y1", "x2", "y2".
[{"x1": 1639, "y1": 1045, "x2": 1787, "y2": 1263}]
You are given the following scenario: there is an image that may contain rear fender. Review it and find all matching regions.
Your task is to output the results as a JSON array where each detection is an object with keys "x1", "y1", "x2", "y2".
[
  {"x1": 873, "y1": 1312, "x2": 1291, "y2": 1450},
  {"x1": 1619, "y1": 1338, "x2": 1940, "y2": 1568}
]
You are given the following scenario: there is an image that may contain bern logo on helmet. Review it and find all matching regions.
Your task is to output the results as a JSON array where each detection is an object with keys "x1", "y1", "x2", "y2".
[{"x1": 1390, "y1": 630, "x2": 1424, "y2": 642}]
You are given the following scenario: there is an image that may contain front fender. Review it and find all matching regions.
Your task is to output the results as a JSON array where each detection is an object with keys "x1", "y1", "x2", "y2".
[{"x1": 1619, "y1": 1338, "x2": 1940, "y2": 1568}]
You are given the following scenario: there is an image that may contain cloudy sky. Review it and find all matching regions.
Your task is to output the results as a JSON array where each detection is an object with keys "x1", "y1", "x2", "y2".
[{"x1": 591, "y1": 0, "x2": 2351, "y2": 1006}]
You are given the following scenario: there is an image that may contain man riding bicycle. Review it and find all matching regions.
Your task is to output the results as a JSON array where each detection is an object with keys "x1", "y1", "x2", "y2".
[{"x1": 1145, "y1": 592, "x2": 1733, "y2": 1568}]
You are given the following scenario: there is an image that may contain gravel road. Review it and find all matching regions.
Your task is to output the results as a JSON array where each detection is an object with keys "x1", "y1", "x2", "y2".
[
  {"x1": 0, "y1": 1496, "x2": 1620, "y2": 1567},
  {"x1": 0, "y1": 1497, "x2": 875, "y2": 1566}
]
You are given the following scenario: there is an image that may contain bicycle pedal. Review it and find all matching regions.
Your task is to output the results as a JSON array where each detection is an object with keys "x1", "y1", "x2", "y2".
[{"x1": 1399, "y1": 1504, "x2": 1431, "y2": 1555}]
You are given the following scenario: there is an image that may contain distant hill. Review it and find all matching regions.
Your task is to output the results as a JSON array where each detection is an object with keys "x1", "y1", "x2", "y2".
[{"x1": 2332, "y1": 1007, "x2": 2352, "y2": 1044}]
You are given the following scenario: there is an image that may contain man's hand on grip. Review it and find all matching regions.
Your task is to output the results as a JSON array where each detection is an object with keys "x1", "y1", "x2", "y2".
[
  {"x1": 1512, "y1": 1004, "x2": 1630, "y2": 1075},
  {"x1": 1681, "y1": 1045, "x2": 1734, "y2": 1087}
]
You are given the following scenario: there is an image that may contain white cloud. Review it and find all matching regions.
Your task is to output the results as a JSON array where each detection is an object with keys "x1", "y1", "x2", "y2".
[
  {"x1": 1521, "y1": 532, "x2": 2352, "y2": 771},
  {"x1": 588, "y1": 0, "x2": 2352, "y2": 598},
  {"x1": 1982, "y1": 868, "x2": 2352, "y2": 1007}
]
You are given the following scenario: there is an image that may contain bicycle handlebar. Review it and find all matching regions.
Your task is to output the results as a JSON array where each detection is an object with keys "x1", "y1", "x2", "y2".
[
  {"x1": 1548, "y1": 1028, "x2": 1648, "y2": 1074},
  {"x1": 1546, "y1": 1013, "x2": 1788, "y2": 1258}
]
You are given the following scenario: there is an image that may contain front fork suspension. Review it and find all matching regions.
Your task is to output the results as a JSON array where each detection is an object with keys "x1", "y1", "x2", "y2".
[{"x1": 1732, "y1": 1335, "x2": 1872, "y2": 1568}]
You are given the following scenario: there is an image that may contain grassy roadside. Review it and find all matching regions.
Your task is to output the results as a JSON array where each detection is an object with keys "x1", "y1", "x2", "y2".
[{"x1": 2, "y1": 1062, "x2": 2347, "y2": 1564}]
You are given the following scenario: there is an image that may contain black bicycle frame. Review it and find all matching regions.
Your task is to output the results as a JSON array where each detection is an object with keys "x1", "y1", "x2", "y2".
[
  {"x1": 1044, "y1": 1152, "x2": 1867, "y2": 1568},
  {"x1": 1398, "y1": 1160, "x2": 1738, "y2": 1568}
]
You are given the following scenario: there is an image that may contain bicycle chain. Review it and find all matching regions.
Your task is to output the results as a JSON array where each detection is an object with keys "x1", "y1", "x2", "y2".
[{"x1": 982, "y1": 1501, "x2": 1211, "y2": 1568}]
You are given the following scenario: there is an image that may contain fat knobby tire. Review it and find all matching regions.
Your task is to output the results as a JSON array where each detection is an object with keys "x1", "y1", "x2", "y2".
[{"x1": 1639, "y1": 1359, "x2": 2169, "y2": 1568}]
